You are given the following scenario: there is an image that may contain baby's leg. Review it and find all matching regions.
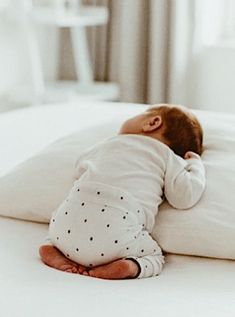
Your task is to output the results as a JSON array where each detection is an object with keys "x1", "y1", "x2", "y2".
[
  {"x1": 39, "y1": 245, "x2": 88, "y2": 274},
  {"x1": 87, "y1": 259, "x2": 139, "y2": 279}
]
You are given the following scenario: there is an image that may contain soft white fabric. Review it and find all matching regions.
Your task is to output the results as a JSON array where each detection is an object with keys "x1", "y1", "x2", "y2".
[
  {"x1": 0, "y1": 102, "x2": 235, "y2": 261},
  {"x1": 73, "y1": 134, "x2": 205, "y2": 232},
  {"x1": 153, "y1": 109, "x2": 235, "y2": 260},
  {"x1": 0, "y1": 102, "x2": 146, "y2": 222},
  {"x1": 0, "y1": 124, "x2": 116, "y2": 222},
  {"x1": 0, "y1": 102, "x2": 146, "y2": 176},
  {"x1": 72, "y1": 134, "x2": 204, "y2": 277},
  {"x1": 46, "y1": 133, "x2": 204, "y2": 278},
  {"x1": 1, "y1": 216, "x2": 235, "y2": 317},
  {"x1": 48, "y1": 180, "x2": 164, "y2": 278}
]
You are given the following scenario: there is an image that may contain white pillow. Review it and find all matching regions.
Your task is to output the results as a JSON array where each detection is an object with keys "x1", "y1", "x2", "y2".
[
  {"x1": 152, "y1": 110, "x2": 235, "y2": 260},
  {"x1": 0, "y1": 109, "x2": 235, "y2": 261},
  {"x1": 0, "y1": 122, "x2": 120, "y2": 223}
]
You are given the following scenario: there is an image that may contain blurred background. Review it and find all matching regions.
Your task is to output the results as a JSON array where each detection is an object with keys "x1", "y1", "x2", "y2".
[{"x1": 0, "y1": 0, "x2": 235, "y2": 113}]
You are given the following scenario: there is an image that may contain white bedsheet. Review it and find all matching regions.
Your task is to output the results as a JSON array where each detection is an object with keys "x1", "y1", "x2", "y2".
[
  {"x1": 0, "y1": 216, "x2": 235, "y2": 317},
  {"x1": 1, "y1": 101, "x2": 235, "y2": 317}
]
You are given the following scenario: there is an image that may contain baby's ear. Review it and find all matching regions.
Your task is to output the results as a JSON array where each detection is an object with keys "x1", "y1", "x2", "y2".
[{"x1": 142, "y1": 115, "x2": 163, "y2": 132}]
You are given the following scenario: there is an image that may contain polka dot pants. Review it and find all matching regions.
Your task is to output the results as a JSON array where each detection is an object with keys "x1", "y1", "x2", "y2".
[{"x1": 48, "y1": 180, "x2": 161, "y2": 268}]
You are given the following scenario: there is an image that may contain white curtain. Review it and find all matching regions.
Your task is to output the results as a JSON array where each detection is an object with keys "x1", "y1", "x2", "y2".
[
  {"x1": 2, "y1": 0, "x2": 234, "y2": 112},
  {"x1": 60, "y1": 0, "x2": 235, "y2": 110},
  {"x1": 59, "y1": 0, "x2": 195, "y2": 105},
  {"x1": 117, "y1": 0, "x2": 194, "y2": 105}
]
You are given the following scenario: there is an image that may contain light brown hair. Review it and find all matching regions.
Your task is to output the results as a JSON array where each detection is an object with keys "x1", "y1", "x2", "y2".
[{"x1": 147, "y1": 105, "x2": 203, "y2": 157}]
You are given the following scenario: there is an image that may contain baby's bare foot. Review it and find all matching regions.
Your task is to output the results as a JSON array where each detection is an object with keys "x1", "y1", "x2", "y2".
[
  {"x1": 87, "y1": 259, "x2": 139, "y2": 279},
  {"x1": 39, "y1": 245, "x2": 82, "y2": 273}
]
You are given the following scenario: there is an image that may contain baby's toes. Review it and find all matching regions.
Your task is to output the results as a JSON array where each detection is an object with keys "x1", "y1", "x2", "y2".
[
  {"x1": 71, "y1": 266, "x2": 78, "y2": 273},
  {"x1": 78, "y1": 265, "x2": 88, "y2": 274},
  {"x1": 65, "y1": 268, "x2": 73, "y2": 273},
  {"x1": 61, "y1": 264, "x2": 78, "y2": 273},
  {"x1": 88, "y1": 269, "x2": 95, "y2": 277},
  {"x1": 66, "y1": 267, "x2": 78, "y2": 273}
]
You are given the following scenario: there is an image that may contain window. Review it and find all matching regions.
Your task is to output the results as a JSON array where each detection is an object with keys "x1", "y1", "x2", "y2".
[{"x1": 194, "y1": 0, "x2": 235, "y2": 47}]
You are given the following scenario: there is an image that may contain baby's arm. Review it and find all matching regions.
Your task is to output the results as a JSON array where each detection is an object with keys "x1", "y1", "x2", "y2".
[{"x1": 164, "y1": 150, "x2": 206, "y2": 209}]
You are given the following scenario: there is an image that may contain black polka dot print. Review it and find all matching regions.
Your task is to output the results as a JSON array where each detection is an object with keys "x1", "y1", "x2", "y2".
[{"x1": 50, "y1": 185, "x2": 156, "y2": 275}]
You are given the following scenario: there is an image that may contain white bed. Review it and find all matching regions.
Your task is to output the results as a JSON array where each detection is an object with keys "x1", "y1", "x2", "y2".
[{"x1": 1, "y1": 101, "x2": 235, "y2": 317}]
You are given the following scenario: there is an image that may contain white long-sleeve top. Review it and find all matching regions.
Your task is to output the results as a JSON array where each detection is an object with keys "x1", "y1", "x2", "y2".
[{"x1": 73, "y1": 134, "x2": 206, "y2": 278}]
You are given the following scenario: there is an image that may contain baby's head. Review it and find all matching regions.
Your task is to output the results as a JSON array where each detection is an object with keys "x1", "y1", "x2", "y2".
[{"x1": 119, "y1": 104, "x2": 203, "y2": 157}]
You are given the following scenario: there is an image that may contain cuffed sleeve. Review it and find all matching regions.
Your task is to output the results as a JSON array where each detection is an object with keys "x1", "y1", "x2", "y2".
[{"x1": 126, "y1": 250, "x2": 165, "y2": 279}]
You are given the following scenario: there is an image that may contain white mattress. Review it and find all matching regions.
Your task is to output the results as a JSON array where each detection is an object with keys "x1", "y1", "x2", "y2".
[{"x1": 1, "y1": 101, "x2": 235, "y2": 317}]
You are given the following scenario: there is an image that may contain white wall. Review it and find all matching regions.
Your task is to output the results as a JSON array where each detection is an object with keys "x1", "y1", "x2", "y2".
[
  {"x1": 0, "y1": 18, "x2": 30, "y2": 95},
  {"x1": 187, "y1": 46, "x2": 235, "y2": 113},
  {"x1": 0, "y1": 13, "x2": 58, "y2": 110}
]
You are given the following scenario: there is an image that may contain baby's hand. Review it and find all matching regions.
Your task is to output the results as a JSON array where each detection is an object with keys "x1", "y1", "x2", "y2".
[{"x1": 184, "y1": 151, "x2": 200, "y2": 160}]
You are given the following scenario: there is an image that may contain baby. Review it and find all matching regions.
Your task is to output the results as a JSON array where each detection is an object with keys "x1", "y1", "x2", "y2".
[{"x1": 39, "y1": 104, "x2": 205, "y2": 279}]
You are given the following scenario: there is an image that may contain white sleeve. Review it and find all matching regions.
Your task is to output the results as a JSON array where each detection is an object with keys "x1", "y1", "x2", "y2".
[
  {"x1": 126, "y1": 250, "x2": 165, "y2": 279},
  {"x1": 164, "y1": 151, "x2": 206, "y2": 209}
]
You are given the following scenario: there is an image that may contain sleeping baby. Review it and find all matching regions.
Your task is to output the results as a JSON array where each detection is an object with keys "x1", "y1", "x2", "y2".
[{"x1": 39, "y1": 104, "x2": 206, "y2": 279}]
